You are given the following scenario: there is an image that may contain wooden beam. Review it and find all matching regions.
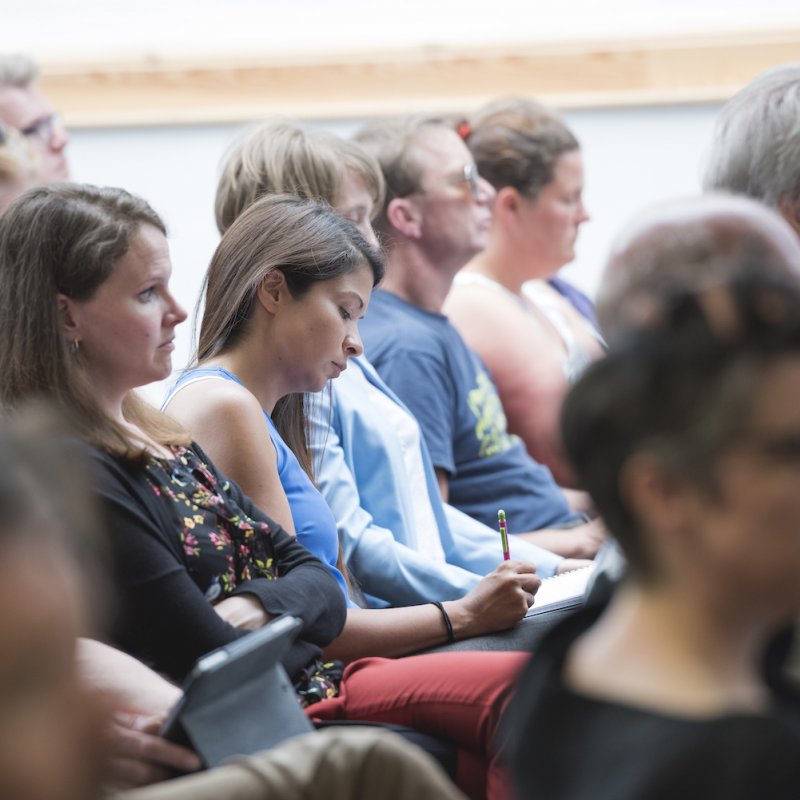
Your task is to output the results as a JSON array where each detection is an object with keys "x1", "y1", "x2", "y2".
[{"x1": 38, "y1": 30, "x2": 800, "y2": 128}]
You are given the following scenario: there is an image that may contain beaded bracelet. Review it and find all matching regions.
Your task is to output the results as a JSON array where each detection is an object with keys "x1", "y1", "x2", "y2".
[{"x1": 431, "y1": 600, "x2": 455, "y2": 644}]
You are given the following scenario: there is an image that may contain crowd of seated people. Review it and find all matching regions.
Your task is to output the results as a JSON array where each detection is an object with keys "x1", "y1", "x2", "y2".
[{"x1": 2, "y1": 49, "x2": 800, "y2": 800}]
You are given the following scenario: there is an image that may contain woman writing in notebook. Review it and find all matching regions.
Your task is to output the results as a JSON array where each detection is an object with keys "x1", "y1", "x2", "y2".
[
  {"x1": 197, "y1": 120, "x2": 585, "y2": 619},
  {"x1": 0, "y1": 183, "x2": 531, "y2": 800},
  {"x1": 164, "y1": 190, "x2": 543, "y2": 656}
]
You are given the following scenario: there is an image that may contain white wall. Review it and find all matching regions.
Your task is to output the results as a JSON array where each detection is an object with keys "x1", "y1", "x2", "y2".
[{"x1": 66, "y1": 103, "x2": 722, "y2": 401}]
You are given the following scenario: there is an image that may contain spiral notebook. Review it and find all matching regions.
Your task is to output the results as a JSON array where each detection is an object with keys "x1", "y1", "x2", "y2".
[{"x1": 525, "y1": 565, "x2": 595, "y2": 617}]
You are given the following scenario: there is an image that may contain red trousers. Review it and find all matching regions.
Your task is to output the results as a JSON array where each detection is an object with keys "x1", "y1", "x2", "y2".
[{"x1": 309, "y1": 651, "x2": 529, "y2": 800}]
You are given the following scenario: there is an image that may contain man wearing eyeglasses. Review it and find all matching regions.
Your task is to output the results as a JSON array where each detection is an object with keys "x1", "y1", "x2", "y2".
[
  {"x1": 356, "y1": 117, "x2": 605, "y2": 561},
  {"x1": 0, "y1": 54, "x2": 69, "y2": 184}
]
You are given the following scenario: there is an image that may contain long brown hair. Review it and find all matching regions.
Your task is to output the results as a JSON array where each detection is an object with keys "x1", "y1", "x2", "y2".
[
  {"x1": 197, "y1": 193, "x2": 383, "y2": 478},
  {"x1": 212, "y1": 122, "x2": 385, "y2": 478},
  {"x1": 0, "y1": 183, "x2": 190, "y2": 461}
]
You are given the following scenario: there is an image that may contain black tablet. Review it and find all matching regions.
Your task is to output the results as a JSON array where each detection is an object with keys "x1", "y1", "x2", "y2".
[{"x1": 160, "y1": 615, "x2": 314, "y2": 767}]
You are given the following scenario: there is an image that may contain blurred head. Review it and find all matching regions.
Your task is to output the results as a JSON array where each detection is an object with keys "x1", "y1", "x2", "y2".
[
  {"x1": 0, "y1": 411, "x2": 108, "y2": 800},
  {"x1": 465, "y1": 96, "x2": 587, "y2": 274},
  {"x1": 355, "y1": 117, "x2": 495, "y2": 269},
  {"x1": 564, "y1": 273, "x2": 800, "y2": 623},
  {"x1": 215, "y1": 119, "x2": 384, "y2": 248},
  {"x1": 598, "y1": 194, "x2": 800, "y2": 344},
  {"x1": 199, "y1": 193, "x2": 384, "y2": 391},
  {"x1": 703, "y1": 63, "x2": 800, "y2": 236},
  {"x1": 0, "y1": 183, "x2": 188, "y2": 459},
  {"x1": 0, "y1": 54, "x2": 69, "y2": 183}
]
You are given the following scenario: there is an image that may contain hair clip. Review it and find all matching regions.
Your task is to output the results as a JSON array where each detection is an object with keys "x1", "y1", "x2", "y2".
[{"x1": 457, "y1": 120, "x2": 472, "y2": 140}]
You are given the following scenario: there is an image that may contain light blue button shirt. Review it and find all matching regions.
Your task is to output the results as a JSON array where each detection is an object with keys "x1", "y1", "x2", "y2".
[{"x1": 309, "y1": 356, "x2": 562, "y2": 608}]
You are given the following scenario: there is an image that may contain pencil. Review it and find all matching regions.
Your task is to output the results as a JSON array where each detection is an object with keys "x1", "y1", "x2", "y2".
[{"x1": 498, "y1": 509, "x2": 511, "y2": 561}]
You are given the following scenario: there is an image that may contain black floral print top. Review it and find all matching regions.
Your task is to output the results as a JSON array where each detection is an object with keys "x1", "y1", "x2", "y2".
[
  {"x1": 79, "y1": 440, "x2": 347, "y2": 685},
  {"x1": 145, "y1": 447, "x2": 280, "y2": 598},
  {"x1": 141, "y1": 447, "x2": 343, "y2": 705}
]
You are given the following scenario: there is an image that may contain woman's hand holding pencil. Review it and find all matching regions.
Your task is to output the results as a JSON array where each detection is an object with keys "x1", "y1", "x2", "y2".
[{"x1": 446, "y1": 560, "x2": 541, "y2": 638}]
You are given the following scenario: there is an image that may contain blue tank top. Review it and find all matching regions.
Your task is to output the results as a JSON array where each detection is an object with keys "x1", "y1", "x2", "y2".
[{"x1": 165, "y1": 366, "x2": 357, "y2": 608}]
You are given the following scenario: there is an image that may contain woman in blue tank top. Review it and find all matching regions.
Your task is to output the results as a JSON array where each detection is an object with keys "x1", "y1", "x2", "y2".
[{"x1": 163, "y1": 192, "x2": 543, "y2": 666}]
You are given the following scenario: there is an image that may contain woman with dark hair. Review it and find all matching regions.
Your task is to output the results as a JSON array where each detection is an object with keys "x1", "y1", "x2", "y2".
[
  {"x1": 508, "y1": 272, "x2": 800, "y2": 799},
  {"x1": 195, "y1": 119, "x2": 573, "y2": 618},
  {"x1": 164, "y1": 194, "x2": 543, "y2": 661},
  {"x1": 445, "y1": 97, "x2": 605, "y2": 493},
  {"x1": 0, "y1": 183, "x2": 528, "y2": 800}
]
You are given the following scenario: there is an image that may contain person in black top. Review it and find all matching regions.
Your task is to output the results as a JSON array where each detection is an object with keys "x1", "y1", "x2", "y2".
[
  {"x1": 507, "y1": 269, "x2": 800, "y2": 799},
  {"x1": 0, "y1": 183, "x2": 526, "y2": 800}
]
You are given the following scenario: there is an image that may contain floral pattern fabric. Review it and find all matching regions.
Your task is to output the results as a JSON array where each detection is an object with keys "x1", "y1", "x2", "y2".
[
  {"x1": 145, "y1": 446, "x2": 279, "y2": 594},
  {"x1": 144, "y1": 446, "x2": 343, "y2": 700}
]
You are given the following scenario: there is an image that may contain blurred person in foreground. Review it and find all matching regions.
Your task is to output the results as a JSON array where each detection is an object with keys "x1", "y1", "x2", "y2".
[
  {"x1": 507, "y1": 199, "x2": 800, "y2": 798},
  {"x1": 0, "y1": 407, "x2": 467, "y2": 800}
]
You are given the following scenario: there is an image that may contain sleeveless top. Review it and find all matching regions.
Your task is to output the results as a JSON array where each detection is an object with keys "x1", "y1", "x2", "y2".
[
  {"x1": 453, "y1": 272, "x2": 605, "y2": 384},
  {"x1": 164, "y1": 366, "x2": 358, "y2": 608}
]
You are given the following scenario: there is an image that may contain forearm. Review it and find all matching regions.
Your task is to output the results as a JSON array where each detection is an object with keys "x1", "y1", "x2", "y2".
[
  {"x1": 323, "y1": 604, "x2": 465, "y2": 662},
  {"x1": 76, "y1": 639, "x2": 182, "y2": 717}
]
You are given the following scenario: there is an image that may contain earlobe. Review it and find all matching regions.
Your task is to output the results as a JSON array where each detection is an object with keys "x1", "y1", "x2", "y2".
[
  {"x1": 256, "y1": 270, "x2": 288, "y2": 314},
  {"x1": 497, "y1": 186, "x2": 521, "y2": 217},
  {"x1": 56, "y1": 293, "x2": 80, "y2": 342},
  {"x1": 387, "y1": 198, "x2": 422, "y2": 239}
]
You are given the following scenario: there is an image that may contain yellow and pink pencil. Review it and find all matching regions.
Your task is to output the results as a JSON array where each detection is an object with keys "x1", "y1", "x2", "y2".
[{"x1": 498, "y1": 509, "x2": 511, "y2": 561}]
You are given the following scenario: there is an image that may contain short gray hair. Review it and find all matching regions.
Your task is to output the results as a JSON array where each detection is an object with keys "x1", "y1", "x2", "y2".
[
  {"x1": 354, "y1": 115, "x2": 449, "y2": 236},
  {"x1": 0, "y1": 54, "x2": 38, "y2": 89},
  {"x1": 703, "y1": 63, "x2": 800, "y2": 207}
]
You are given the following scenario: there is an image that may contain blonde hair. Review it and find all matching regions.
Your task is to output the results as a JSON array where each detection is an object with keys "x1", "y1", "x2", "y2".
[{"x1": 215, "y1": 119, "x2": 385, "y2": 234}]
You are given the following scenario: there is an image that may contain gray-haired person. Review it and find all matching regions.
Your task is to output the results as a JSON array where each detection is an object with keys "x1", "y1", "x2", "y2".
[
  {"x1": 0, "y1": 53, "x2": 69, "y2": 184},
  {"x1": 703, "y1": 63, "x2": 800, "y2": 238}
]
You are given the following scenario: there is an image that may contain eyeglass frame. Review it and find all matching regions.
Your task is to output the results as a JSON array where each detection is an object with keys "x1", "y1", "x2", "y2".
[
  {"x1": 447, "y1": 163, "x2": 482, "y2": 199},
  {"x1": 20, "y1": 112, "x2": 63, "y2": 145},
  {"x1": 401, "y1": 162, "x2": 483, "y2": 201}
]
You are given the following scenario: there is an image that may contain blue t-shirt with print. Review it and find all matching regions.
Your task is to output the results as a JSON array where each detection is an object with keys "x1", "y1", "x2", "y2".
[{"x1": 361, "y1": 289, "x2": 579, "y2": 533}]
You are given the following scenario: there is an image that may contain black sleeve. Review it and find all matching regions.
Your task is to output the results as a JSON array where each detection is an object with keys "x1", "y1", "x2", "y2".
[
  {"x1": 194, "y1": 444, "x2": 348, "y2": 646},
  {"x1": 81, "y1": 443, "x2": 345, "y2": 682}
]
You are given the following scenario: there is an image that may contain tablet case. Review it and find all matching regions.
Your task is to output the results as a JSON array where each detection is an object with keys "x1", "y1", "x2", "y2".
[{"x1": 161, "y1": 615, "x2": 315, "y2": 767}]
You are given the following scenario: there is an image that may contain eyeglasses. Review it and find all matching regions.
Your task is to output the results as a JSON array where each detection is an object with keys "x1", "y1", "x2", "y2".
[
  {"x1": 399, "y1": 162, "x2": 484, "y2": 201},
  {"x1": 20, "y1": 113, "x2": 63, "y2": 145},
  {"x1": 449, "y1": 163, "x2": 481, "y2": 199}
]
